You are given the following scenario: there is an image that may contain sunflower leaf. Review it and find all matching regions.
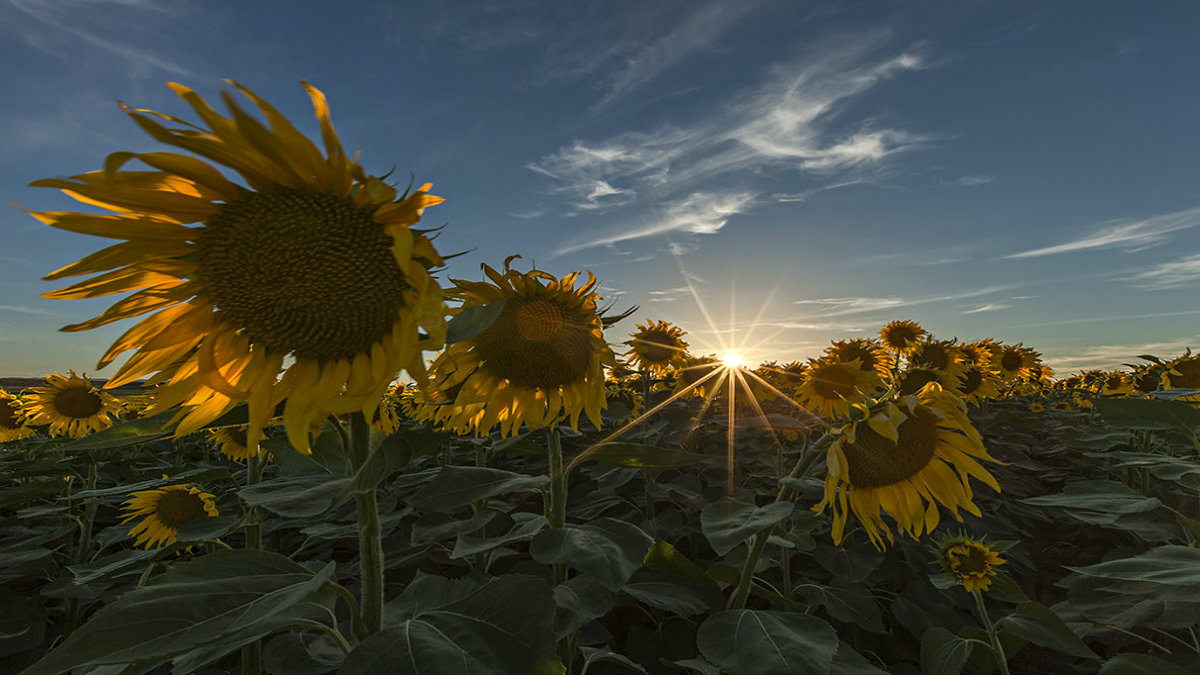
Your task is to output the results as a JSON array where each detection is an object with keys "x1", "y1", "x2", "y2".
[
  {"x1": 23, "y1": 550, "x2": 335, "y2": 675},
  {"x1": 996, "y1": 601, "x2": 1096, "y2": 659},
  {"x1": 530, "y1": 518, "x2": 654, "y2": 591},
  {"x1": 701, "y1": 500, "x2": 794, "y2": 556},
  {"x1": 697, "y1": 610, "x2": 838, "y2": 675},
  {"x1": 406, "y1": 466, "x2": 547, "y2": 513},
  {"x1": 581, "y1": 442, "x2": 711, "y2": 469}
]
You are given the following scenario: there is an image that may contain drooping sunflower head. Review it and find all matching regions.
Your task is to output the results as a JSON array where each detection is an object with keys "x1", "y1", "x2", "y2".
[
  {"x1": 824, "y1": 338, "x2": 894, "y2": 379},
  {"x1": 19, "y1": 371, "x2": 122, "y2": 438},
  {"x1": 878, "y1": 319, "x2": 928, "y2": 354},
  {"x1": 121, "y1": 483, "x2": 220, "y2": 549},
  {"x1": 625, "y1": 320, "x2": 689, "y2": 375},
  {"x1": 1130, "y1": 365, "x2": 1162, "y2": 394},
  {"x1": 795, "y1": 357, "x2": 883, "y2": 419},
  {"x1": 210, "y1": 425, "x2": 253, "y2": 462},
  {"x1": 422, "y1": 259, "x2": 615, "y2": 437},
  {"x1": 0, "y1": 391, "x2": 37, "y2": 442},
  {"x1": 935, "y1": 533, "x2": 1007, "y2": 593},
  {"x1": 27, "y1": 80, "x2": 447, "y2": 455},
  {"x1": 1163, "y1": 350, "x2": 1200, "y2": 390},
  {"x1": 814, "y1": 382, "x2": 1002, "y2": 550}
]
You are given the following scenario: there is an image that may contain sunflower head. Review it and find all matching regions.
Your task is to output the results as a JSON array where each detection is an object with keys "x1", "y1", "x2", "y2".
[
  {"x1": 1163, "y1": 350, "x2": 1200, "y2": 390},
  {"x1": 935, "y1": 533, "x2": 1007, "y2": 593},
  {"x1": 953, "y1": 365, "x2": 1001, "y2": 406},
  {"x1": 992, "y1": 343, "x2": 1040, "y2": 381},
  {"x1": 674, "y1": 354, "x2": 723, "y2": 397},
  {"x1": 1130, "y1": 366, "x2": 1162, "y2": 394},
  {"x1": 28, "y1": 80, "x2": 447, "y2": 455},
  {"x1": 824, "y1": 338, "x2": 894, "y2": 379},
  {"x1": 814, "y1": 382, "x2": 1002, "y2": 550},
  {"x1": 878, "y1": 320, "x2": 928, "y2": 354},
  {"x1": 121, "y1": 483, "x2": 220, "y2": 549},
  {"x1": 625, "y1": 320, "x2": 689, "y2": 375},
  {"x1": 210, "y1": 425, "x2": 255, "y2": 462},
  {"x1": 19, "y1": 371, "x2": 122, "y2": 438},
  {"x1": 1028, "y1": 402, "x2": 1045, "y2": 413},
  {"x1": 795, "y1": 357, "x2": 882, "y2": 419},
  {"x1": 0, "y1": 391, "x2": 37, "y2": 442},
  {"x1": 957, "y1": 341, "x2": 996, "y2": 368},
  {"x1": 421, "y1": 259, "x2": 614, "y2": 437}
]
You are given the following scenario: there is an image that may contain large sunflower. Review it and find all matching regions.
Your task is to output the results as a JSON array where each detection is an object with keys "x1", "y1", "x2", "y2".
[
  {"x1": 795, "y1": 357, "x2": 882, "y2": 419},
  {"x1": 824, "y1": 338, "x2": 894, "y2": 379},
  {"x1": 1, "y1": 391, "x2": 36, "y2": 442},
  {"x1": 814, "y1": 382, "x2": 1002, "y2": 550},
  {"x1": 26, "y1": 80, "x2": 446, "y2": 454},
  {"x1": 121, "y1": 483, "x2": 220, "y2": 549},
  {"x1": 20, "y1": 371, "x2": 122, "y2": 438},
  {"x1": 878, "y1": 319, "x2": 928, "y2": 355},
  {"x1": 420, "y1": 260, "x2": 614, "y2": 437},
  {"x1": 992, "y1": 343, "x2": 1040, "y2": 381},
  {"x1": 952, "y1": 365, "x2": 1002, "y2": 406},
  {"x1": 625, "y1": 320, "x2": 689, "y2": 375}
]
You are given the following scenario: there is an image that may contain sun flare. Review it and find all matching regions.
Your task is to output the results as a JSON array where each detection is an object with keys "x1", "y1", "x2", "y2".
[{"x1": 722, "y1": 352, "x2": 745, "y2": 368}]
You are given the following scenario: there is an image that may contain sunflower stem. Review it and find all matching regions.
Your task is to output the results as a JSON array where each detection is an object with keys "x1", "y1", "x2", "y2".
[
  {"x1": 64, "y1": 457, "x2": 100, "y2": 634},
  {"x1": 973, "y1": 590, "x2": 1011, "y2": 675},
  {"x1": 546, "y1": 426, "x2": 574, "y2": 668},
  {"x1": 244, "y1": 447, "x2": 264, "y2": 551},
  {"x1": 727, "y1": 436, "x2": 828, "y2": 610},
  {"x1": 350, "y1": 412, "x2": 385, "y2": 636}
]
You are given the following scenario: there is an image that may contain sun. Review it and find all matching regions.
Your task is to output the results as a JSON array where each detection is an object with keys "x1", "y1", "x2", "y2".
[{"x1": 722, "y1": 352, "x2": 745, "y2": 368}]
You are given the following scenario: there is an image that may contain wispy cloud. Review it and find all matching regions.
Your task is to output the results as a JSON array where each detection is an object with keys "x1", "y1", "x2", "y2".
[
  {"x1": 793, "y1": 297, "x2": 905, "y2": 313},
  {"x1": 963, "y1": 303, "x2": 1009, "y2": 314},
  {"x1": 788, "y1": 284, "x2": 1020, "y2": 321},
  {"x1": 1043, "y1": 338, "x2": 1197, "y2": 374},
  {"x1": 1122, "y1": 254, "x2": 1200, "y2": 290},
  {"x1": 531, "y1": 35, "x2": 929, "y2": 252},
  {"x1": 951, "y1": 175, "x2": 993, "y2": 187},
  {"x1": 1004, "y1": 206, "x2": 1200, "y2": 259},
  {"x1": 0, "y1": 304, "x2": 59, "y2": 316}
]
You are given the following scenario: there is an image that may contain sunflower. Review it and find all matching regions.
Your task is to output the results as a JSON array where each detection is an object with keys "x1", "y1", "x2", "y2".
[
  {"x1": 813, "y1": 382, "x2": 1002, "y2": 550},
  {"x1": 210, "y1": 425, "x2": 254, "y2": 461},
  {"x1": 952, "y1": 365, "x2": 1002, "y2": 406},
  {"x1": 1163, "y1": 350, "x2": 1200, "y2": 390},
  {"x1": 992, "y1": 343, "x2": 1040, "y2": 381},
  {"x1": 121, "y1": 483, "x2": 219, "y2": 549},
  {"x1": 0, "y1": 391, "x2": 36, "y2": 442},
  {"x1": 625, "y1": 320, "x2": 689, "y2": 375},
  {"x1": 878, "y1": 319, "x2": 928, "y2": 355},
  {"x1": 1100, "y1": 372, "x2": 1132, "y2": 396},
  {"x1": 371, "y1": 384, "x2": 403, "y2": 434},
  {"x1": 26, "y1": 80, "x2": 446, "y2": 455},
  {"x1": 674, "y1": 354, "x2": 723, "y2": 397},
  {"x1": 1028, "y1": 402, "x2": 1045, "y2": 413},
  {"x1": 936, "y1": 534, "x2": 1006, "y2": 593},
  {"x1": 420, "y1": 259, "x2": 614, "y2": 437},
  {"x1": 19, "y1": 371, "x2": 122, "y2": 438},
  {"x1": 824, "y1": 338, "x2": 894, "y2": 379},
  {"x1": 795, "y1": 357, "x2": 882, "y2": 419},
  {"x1": 1130, "y1": 366, "x2": 1162, "y2": 394},
  {"x1": 957, "y1": 341, "x2": 996, "y2": 368}
]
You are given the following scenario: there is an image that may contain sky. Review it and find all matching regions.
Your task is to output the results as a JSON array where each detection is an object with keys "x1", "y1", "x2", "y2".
[{"x1": 1, "y1": 0, "x2": 1199, "y2": 378}]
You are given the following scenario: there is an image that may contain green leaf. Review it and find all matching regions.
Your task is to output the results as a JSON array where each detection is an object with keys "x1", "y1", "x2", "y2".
[
  {"x1": 446, "y1": 299, "x2": 508, "y2": 343},
  {"x1": 997, "y1": 602, "x2": 1096, "y2": 659},
  {"x1": 798, "y1": 583, "x2": 886, "y2": 633},
  {"x1": 919, "y1": 627, "x2": 972, "y2": 675},
  {"x1": 451, "y1": 515, "x2": 548, "y2": 559},
  {"x1": 411, "y1": 510, "x2": 496, "y2": 547},
  {"x1": 51, "y1": 410, "x2": 178, "y2": 452},
  {"x1": 68, "y1": 548, "x2": 161, "y2": 584},
  {"x1": 1092, "y1": 396, "x2": 1200, "y2": 432},
  {"x1": 697, "y1": 610, "x2": 838, "y2": 675},
  {"x1": 340, "y1": 574, "x2": 563, "y2": 675},
  {"x1": 578, "y1": 646, "x2": 647, "y2": 675},
  {"x1": 1019, "y1": 480, "x2": 1160, "y2": 525},
  {"x1": 1098, "y1": 653, "x2": 1197, "y2": 674},
  {"x1": 262, "y1": 632, "x2": 344, "y2": 675},
  {"x1": 530, "y1": 518, "x2": 653, "y2": 591},
  {"x1": 24, "y1": 550, "x2": 335, "y2": 675},
  {"x1": 175, "y1": 515, "x2": 241, "y2": 543},
  {"x1": 1067, "y1": 545, "x2": 1200, "y2": 601},
  {"x1": 622, "y1": 577, "x2": 711, "y2": 617},
  {"x1": 266, "y1": 422, "x2": 352, "y2": 476},
  {"x1": 406, "y1": 466, "x2": 547, "y2": 513},
  {"x1": 580, "y1": 443, "x2": 711, "y2": 469},
  {"x1": 238, "y1": 473, "x2": 352, "y2": 518},
  {"x1": 701, "y1": 500, "x2": 794, "y2": 556},
  {"x1": 552, "y1": 576, "x2": 616, "y2": 638},
  {"x1": 340, "y1": 426, "x2": 447, "y2": 500}
]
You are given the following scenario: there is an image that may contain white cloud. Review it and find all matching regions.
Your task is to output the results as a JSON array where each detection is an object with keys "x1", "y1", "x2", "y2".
[
  {"x1": 953, "y1": 175, "x2": 994, "y2": 186},
  {"x1": 1004, "y1": 206, "x2": 1200, "y2": 259},
  {"x1": 554, "y1": 191, "x2": 755, "y2": 255},
  {"x1": 1043, "y1": 339, "x2": 1197, "y2": 374},
  {"x1": 962, "y1": 303, "x2": 1009, "y2": 314},
  {"x1": 1122, "y1": 254, "x2": 1200, "y2": 290},
  {"x1": 793, "y1": 297, "x2": 906, "y2": 313}
]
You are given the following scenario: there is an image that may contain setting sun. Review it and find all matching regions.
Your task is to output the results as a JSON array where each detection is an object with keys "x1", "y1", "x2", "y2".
[{"x1": 722, "y1": 352, "x2": 745, "y2": 368}]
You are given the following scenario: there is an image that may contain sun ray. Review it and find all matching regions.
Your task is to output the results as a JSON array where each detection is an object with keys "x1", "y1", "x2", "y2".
[
  {"x1": 742, "y1": 368, "x2": 818, "y2": 416},
  {"x1": 733, "y1": 368, "x2": 784, "y2": 452},
  {"x1": 673, "y1": 252, "x2": 728, "y2": 354}
]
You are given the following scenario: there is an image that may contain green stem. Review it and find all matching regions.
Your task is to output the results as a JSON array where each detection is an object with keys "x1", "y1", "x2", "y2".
[
  {"x1": 546, "y1": 426, "x2": 573, "y2": 669},
  {"x1": 727, "y1": 435, "x2": 828, "y2": 610},
  {"x1": 65, "y1": 458, "x2": 101, "y2": 634},
  {"x1": 973, "y1": 590, "x2": 1011, "y2": 675},
  {"x1": 327, "y1": 581, "x2": 368, "y2": 643},
  {"x1": 350, "y1": 412, "x2": 385, "y2": 635},
  {"x1": 242, "y1": 442, "x2": 266, "y2": 675}
]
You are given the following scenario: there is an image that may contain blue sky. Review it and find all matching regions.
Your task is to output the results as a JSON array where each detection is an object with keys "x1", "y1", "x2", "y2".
[{"x1": 2, "y1": 0, "x2": 1199, "y2": 377}]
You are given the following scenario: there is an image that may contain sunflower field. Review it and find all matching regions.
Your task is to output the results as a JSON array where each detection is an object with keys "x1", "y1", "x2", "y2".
[{"x1": 3, "y1": 81, "x2": 1200, "y2": 675}]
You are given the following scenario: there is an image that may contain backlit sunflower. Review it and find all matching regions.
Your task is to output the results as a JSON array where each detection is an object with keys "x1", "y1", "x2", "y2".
[
  {"x1": 878, "y1": 320, "x2": 928, "y2": 355},
  {"x1": 957, "y1": 341, "x2": 996, "y2": 368},
  {"x1": 952, "y1": 365, "x2": 1001, "y2": 406},
  {"x1": 824, "y1": 338, "x2": 894, "y2": 379},
  {"x1": 936, "y1": 534, "x2": 1006, "y2": 593},
  {"x1": 20, "y1": 371, "x2": 122, "y2": 438},
  {"x1": 371, "y1": 384, "x2": 403, "y2": 434},
  {"x1": 896, "y1": 365, "x2": 957, "y2": 396},
  {"x1": 795, "y1": 357, "x2": 881, "y2": 419},
  {"x1": 121, "y1": 483, "x2": 219, "y2": 549},
  {"x1": 1163, "y1": 350, "x2": 1200, "y2": 390},
  {"x1": 674, "y1": 355, "x2": 723, "y2": 398},
  {"x1": 813, "y1": 382, "x2": 1002, "y2": 550},
  {"x1": 421, "y1": 259, "x2": 614, "y2": 437},
  {"x1": 0, "y1": 391, "x2": 36, "y2": 442},
  {"x1": 992, "y1": 343, "x2": 1040, "y2": 381},
  {"x1": 625, "y1": 320, "x2": 689, "y2": 375},
  {"x1": 1130, "y1": 366, "x2": 1162, "y2": 394},
  {"x1": 26, "y1": 80, "x2": 446, "y2": 455},
  {"x1": 1100, "y1": 372, "x2": 1132, "y2": 396}
]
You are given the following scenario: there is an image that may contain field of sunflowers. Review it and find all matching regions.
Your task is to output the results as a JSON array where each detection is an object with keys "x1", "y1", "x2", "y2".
[{"x1": 3, "y1": 81, "x2": 1200, "y2": 675}]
